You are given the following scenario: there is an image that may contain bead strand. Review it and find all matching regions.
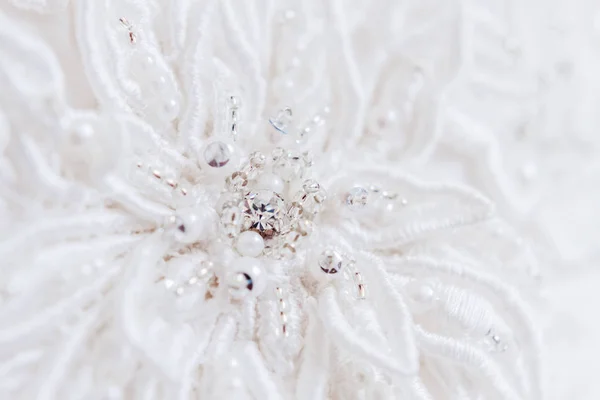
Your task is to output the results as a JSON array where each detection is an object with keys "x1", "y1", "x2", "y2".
[
  {"x1": 274, "y1": 287, "x2": 289, "y2": 338},
  {"x1": 229, "y1": 95, "x2": 241, "y2": 140},
  {"x1": 135, "y1": 161, "x2": 188, "y2": 197},
  {"x1": 118, "y1": 17, "x2": 137, "y2": 45}
]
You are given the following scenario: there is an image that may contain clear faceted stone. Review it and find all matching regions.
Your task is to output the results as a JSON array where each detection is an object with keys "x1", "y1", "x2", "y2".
[
  {"x1": 287, "y1": 202, "x2": 303, "y2": 220},
  {"x1": 241, "y1": 190, "x2": 286, "y2": 237},
  {"x1": 294, "y1": 188, "x2": 326, "y2": 215},
  {"x1": 318, "y1": 249, "x2": 344, "y2": 274},
  {"x1": 239, "y1": 162, "x2": 259, "y2": 180},
  {"x1": 249, "y1": 151, "x2": 267, "y2": 168},
  {"x1": 226, "y1": 171, "x2": 248, "y2": 191},
  {"x1": 302, "y1": 179, "x2": 320, "y2": 193},
  {"x1": 273, "y1": 150, "x2": 305, "y2": 181},
  {"x1": 291, "y1": 218, "x2": 314, "y2": 236},
  {"x1": 204, "y1": 141, "x2": 231, "y2": 168},
  {"x1": 345, "y1": 187, "x2": 369, "y2": 210}
]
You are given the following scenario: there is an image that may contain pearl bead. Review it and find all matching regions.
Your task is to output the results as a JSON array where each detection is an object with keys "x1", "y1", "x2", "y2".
[
  {"x1": 227, "y1": 257, "x2": 267, "y2": 298},
  {"x1": 235, "y1": 231, "x2": 265, "y2": 257},
  {"x1": 256, "y1": 172, "x2": 285, "y2": 194},
  {"x1": 151, "y1": 75, "x2": 169, "y2": 93},
  {"x1": 404, "y1": 281, "x2": 436, "y2": 314},
  {"x1": 170, "y1": 206, "x2": 218, "y2": 244},
  {"x1": 161, "y1": 98, "x2": 180, "y2": 121}
]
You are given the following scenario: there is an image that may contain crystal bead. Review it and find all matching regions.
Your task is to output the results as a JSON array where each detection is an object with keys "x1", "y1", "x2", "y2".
[
  {"x1": 293, "y1": 188, "x2": 326, "y2": 216},
  {"x1": 271, "y1": 147, "x2": 285, "y2": 161},
  {"x1": 268, "y1": 107, "x2": 293, "y2": 134},
  {"x1": 345, "y1": 187, "x2": 369, "y2": 210},
  {"x1": 221, "y1": 206, "x2": 243, "y2": 237},
  {"x1": 302, "y1": 179, "x2": 320, "y2": 193},
  {"x1": 241, "y1": 190, "x2": 286, "y2": 237},
  {"x1": 302, "y1": 151, "x2": 313, "y2": 167},
  {"x1": 249, "y1": 151, "x2": 267, "y2": 168},
  {"x1": 291, "y1": 218, "x2": 314, "y2": 236},
  {"x1": 284, "y1": 230, "x2": 302, "y2": 246},
  {"x1": 381, "y1": 190, "x2": 398, "y2": 200},
  {"x1": 318, "y1": 249, "x2": 344, "y2": 274},
  {"x1": 239, "y1": 162, "x2": 259, "y2": 180},
  {"x1": 273, "y1": 150, "x2": 305, "y2": 181},
  {"x1": 369, "y1": 185, "x2": 381, "y2": 194},
  {"x1": 204, "y1": 141, "x2": 232, "y2": 168},
  {"x1": 287, "y1": 202, "x2": 303, "y2": 220},
  {"x1": 226, "y1": 171, "x2": 248, "y2": 191},
  {"x1": 229, "y1": 95, "x2": 241, "y2": 108}
]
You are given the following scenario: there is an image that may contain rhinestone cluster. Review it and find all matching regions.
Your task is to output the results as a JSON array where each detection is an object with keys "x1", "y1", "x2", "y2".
[{"x1": 218, "y1": 148, "x2": 326, "y2": 258}]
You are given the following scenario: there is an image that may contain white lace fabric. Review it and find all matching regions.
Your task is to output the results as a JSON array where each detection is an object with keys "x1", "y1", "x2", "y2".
[{"x1": 0, "y1": 0, "x2": 598, "y2": 399}]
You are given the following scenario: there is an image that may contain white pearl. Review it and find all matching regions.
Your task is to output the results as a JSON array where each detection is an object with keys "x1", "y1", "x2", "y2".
[
  {"x1": 235, "y1": 231, "x2": 265, "y2": 257},
  {"x1": 404, "y1": 281, "x2": 436, "y2": 314},
  {"x1": 152, "y1": 75, "x2": 168, "y2": 91},
  {"x1": 256, "y1": 172, "x2": 285, "y2": 194},
  {"x1": 161, "y1": 98, "x2": 180, "y2": 121},
  {"x1": 227, "y1": 257, "x2": 266, "y2": 298},
  {"x1": 172, "y1": 206, "x2": 218, "y2": 244}
]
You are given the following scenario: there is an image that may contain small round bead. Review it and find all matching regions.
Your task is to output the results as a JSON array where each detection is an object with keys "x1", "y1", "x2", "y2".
[
  {"x1": 404, "y1": 281, "x2": 436, "y2": 314},
  {"x1": 235, "y1": 231, "x2": 265, "y2": 257},
  {"x1": 227, "y1": 257, "x2": 267, "y2": 298},
  {"x1": 151, "y1": 75, "x2": 169, "y2": 92},
  {"x1": 318, "y1": 249, "x2": 344, "y2": 274},
  {"x1": 256, "y1": 172, "x2": 285, "y2": 194},
  {"x1": 203, "y1": 141, "x2": 232, "y2": 168},
  {"x1": 161, "y1": 98, "x2": 180, "y2": 121}
]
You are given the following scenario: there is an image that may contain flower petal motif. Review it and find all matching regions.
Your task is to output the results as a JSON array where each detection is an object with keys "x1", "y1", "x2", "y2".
[{"x1": 0, "y1": 1, "x2": 544, "y2": 399}]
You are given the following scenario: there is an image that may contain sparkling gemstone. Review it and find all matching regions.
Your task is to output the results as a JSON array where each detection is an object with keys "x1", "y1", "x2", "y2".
[
  {"x1": 318, "y1": 249, "x2": 344, "y2": 274},
  {"x1": 241, "y1": 190, "x2": 286, "y2": 237},
  {"x1": 204, "y1": 141, "x2": 231, "y2": 168},
  {"x1": 345, "y1": 187, "x2": 369, "y2": 210}
]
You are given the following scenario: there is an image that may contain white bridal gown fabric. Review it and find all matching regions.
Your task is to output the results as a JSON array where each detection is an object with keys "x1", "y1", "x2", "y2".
[{"x1": 0, "y1": 0, "x2": 599, "y2": 399}]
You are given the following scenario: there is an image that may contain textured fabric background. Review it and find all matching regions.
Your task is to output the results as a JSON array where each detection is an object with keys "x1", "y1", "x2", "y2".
[{"x1": 0, "y1": 0, "x2": 598, "y2": 399}]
